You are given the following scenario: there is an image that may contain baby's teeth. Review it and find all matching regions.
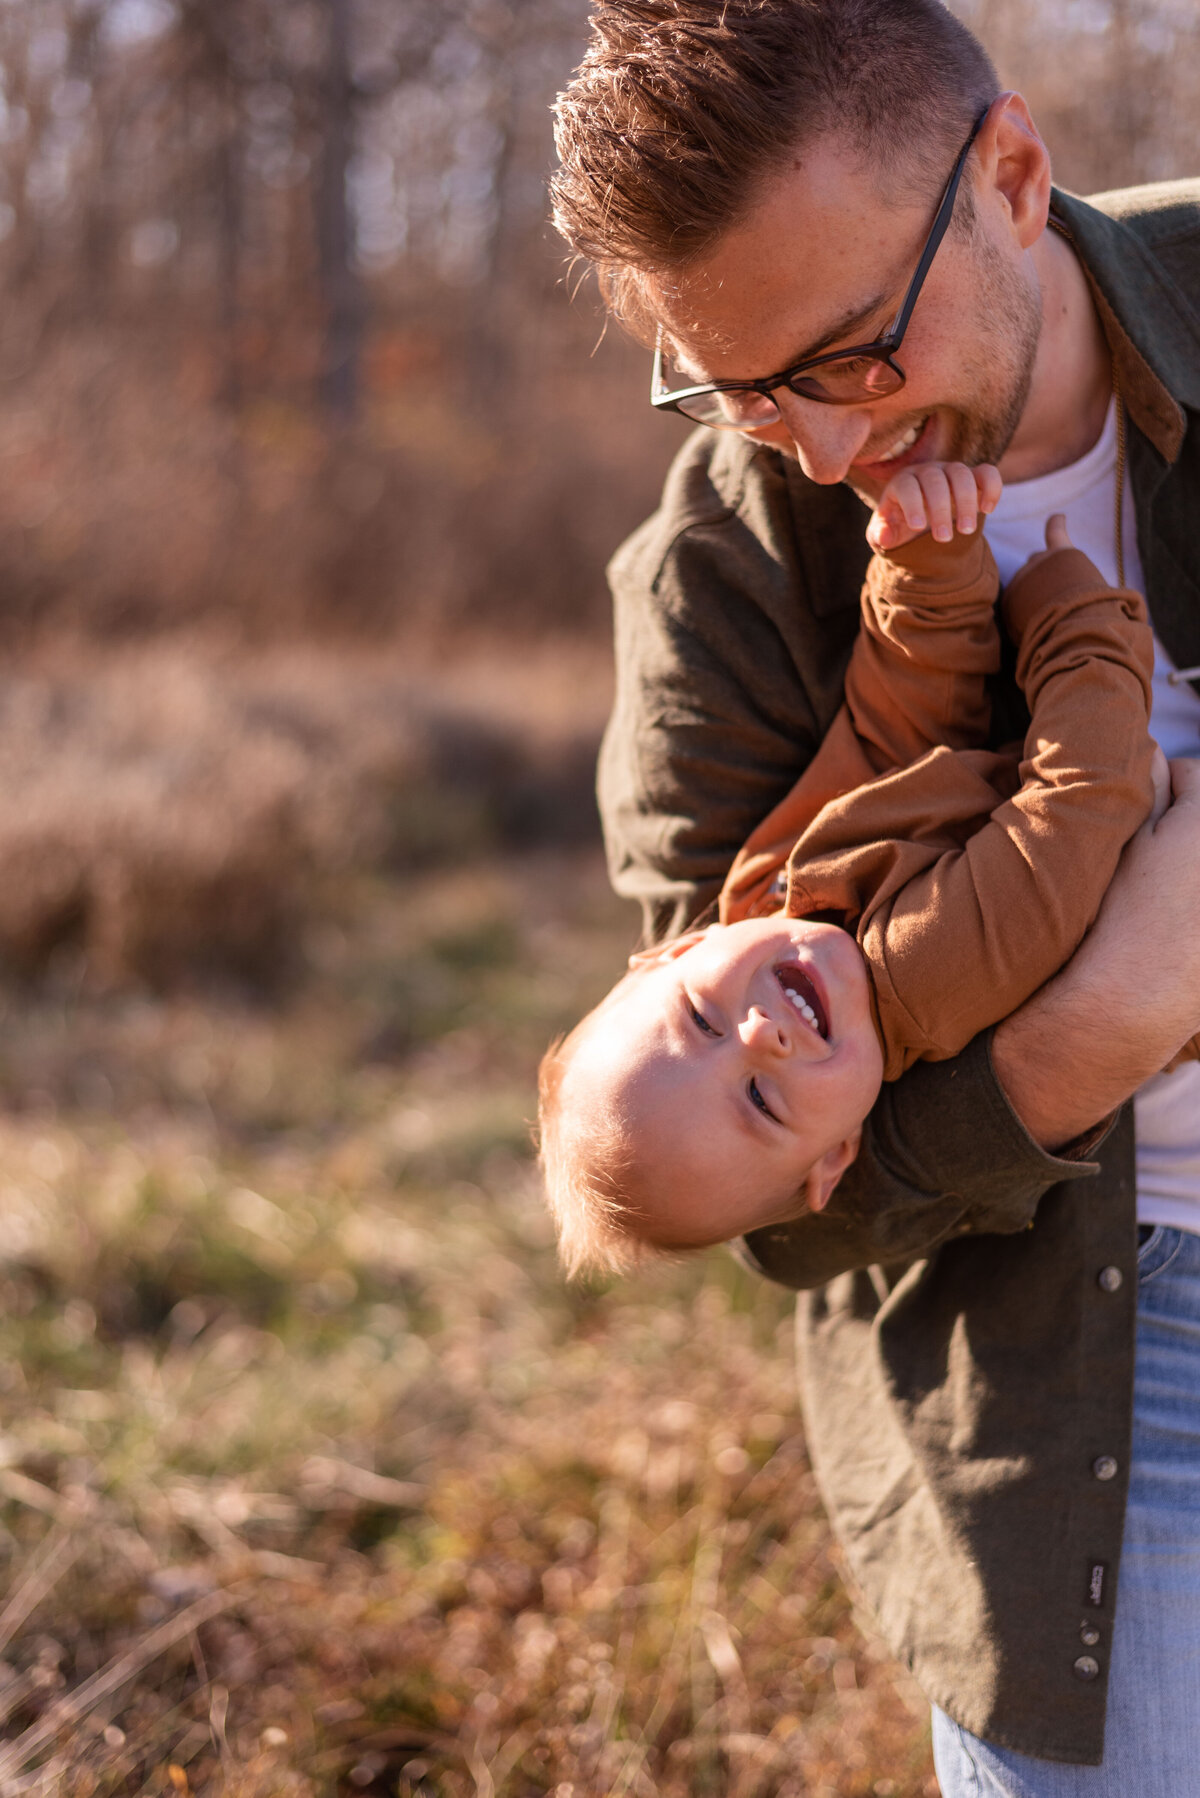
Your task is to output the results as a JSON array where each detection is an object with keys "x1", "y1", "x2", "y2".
[{"x1": 784, "y1": 986, "x2": 820, "y2": 1030}]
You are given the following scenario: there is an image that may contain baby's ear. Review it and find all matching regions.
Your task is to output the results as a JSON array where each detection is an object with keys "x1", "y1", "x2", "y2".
[
  {"x1": 627, "y1": 927, "x2": 709, "y2": 972},
  {"x1": 803, "y1": 1132, "x2": 861, "y2": 1213}
]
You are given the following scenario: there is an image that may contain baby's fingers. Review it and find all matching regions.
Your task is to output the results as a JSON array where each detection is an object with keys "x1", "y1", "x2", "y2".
[
  {"x1": 914, "y1": 465, "x2": 955, "y2": 543},
  {"x1": 868, "y1": 472, "x2": 929, "y2": 550},
  {"x1": 975, "y1": 463, "x2": 1002, "y2": 517},
  {"x1": 1149, "y1": 746, "x2": 1170, "y2": 825},
  {"x1": 945, "y1": 463, "x2": 982, "y2": 537},
  {"x1": 870, "y1": 460, "x2": 1002, "y2": 550},
  {"x1": 1044, "y1": 512, "x2": 1073, "y2": 553},
  {"x1": 938, "y1": 462, "x2": 1001, "y2": 537}
]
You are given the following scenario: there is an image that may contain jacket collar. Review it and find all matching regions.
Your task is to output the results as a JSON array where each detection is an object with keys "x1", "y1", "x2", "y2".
[{"x1": 1051, "y1": 187, "x2": 1200, "y2": 464}]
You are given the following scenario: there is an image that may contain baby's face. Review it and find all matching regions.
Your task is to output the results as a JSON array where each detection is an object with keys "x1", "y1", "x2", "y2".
[{"x1": 583, "y1": 916, "x2": 884, "y2": 1246}]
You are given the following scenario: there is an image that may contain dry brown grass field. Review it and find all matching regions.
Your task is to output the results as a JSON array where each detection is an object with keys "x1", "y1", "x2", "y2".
[
  {"x1": 0, "y1": 642, "x2": 935, "y2": 1797},
  {"x1": 3, "y1": 3, "x2": 1196, "y2": 1790}
]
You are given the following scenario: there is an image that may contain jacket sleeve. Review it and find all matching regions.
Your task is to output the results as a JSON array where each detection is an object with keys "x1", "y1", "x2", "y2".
[{"x1": 739, "y1": 1032, "x2": 1117, "y2": 1291}]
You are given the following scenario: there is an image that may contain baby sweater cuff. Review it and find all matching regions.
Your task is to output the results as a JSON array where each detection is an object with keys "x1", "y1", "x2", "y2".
[
  {"x1": 1002, "y1": 546, "x2": 1118, "y2": 642},
  {"x1": 869, "y1": 528, "x2": 999, "y2": 602}
]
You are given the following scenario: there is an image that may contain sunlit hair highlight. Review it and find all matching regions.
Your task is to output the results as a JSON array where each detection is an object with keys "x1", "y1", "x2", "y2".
[
  {"x1": 551, "y1": 0, "x2": 999, "y2": 336},
  {"x1": 537, "y1": 1009, "x2": 703, "y2": 1281}
]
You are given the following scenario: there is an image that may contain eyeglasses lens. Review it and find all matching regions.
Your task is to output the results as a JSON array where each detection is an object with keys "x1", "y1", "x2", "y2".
[
  {"x1": 673, "y1": 355, "x2": 903, "y2": 426},
  {"x1": 676, "y1": 388, "x2": 779, "y2": 427},
  {"x1": 789, "y1": 357, "x2": 904, "y2": 404}
]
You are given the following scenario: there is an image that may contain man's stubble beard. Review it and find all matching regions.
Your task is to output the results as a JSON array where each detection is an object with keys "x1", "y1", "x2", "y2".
[
  {"x1": 842, "y1": 226, "x2": 1045, "y2": 509},
  {"x1": 940, "y1": 225, "x2": 1044, "y2": 469}
]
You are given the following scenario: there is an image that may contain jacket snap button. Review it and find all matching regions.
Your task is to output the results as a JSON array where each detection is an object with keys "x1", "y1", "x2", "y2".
[
  {"x1": 1097, "y1": 1266, "x2": 1123, "y2": 1293},
  {"x1": 1092, "y1": 1456, "x2": 1119, "y2": 1481},
  {"x1": 1074, "y1": 1655, "x2": 1100, "y2": 1680},
  {"x1": 1080, "y1": 1625, "x2": 1100, "y2": 1647}
]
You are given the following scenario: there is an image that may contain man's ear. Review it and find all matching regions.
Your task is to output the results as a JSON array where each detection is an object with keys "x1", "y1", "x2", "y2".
[
  {"x1": 974, "y1": 91, "x2": 1050, "y2": 253},
  {"x1": 627, "y1": 928, "x2": 708, "y2": 972},
  {"x1": 802, "y1": 1131, "x2": 861, "y2": 1214}
]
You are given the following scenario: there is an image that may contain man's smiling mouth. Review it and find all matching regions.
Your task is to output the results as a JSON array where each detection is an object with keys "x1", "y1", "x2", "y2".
[
  {"x1": 856, "y1": 413, "x2": 933, "y2": 471},
  {"x1": 873, "y1": 416, "x2": 926, "y2": 462},
  {"x1": 775, "y1": 964, "x2": 829, "y2": 1039}
]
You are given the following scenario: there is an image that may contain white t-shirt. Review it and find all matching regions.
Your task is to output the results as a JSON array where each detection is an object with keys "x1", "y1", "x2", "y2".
[{"x1": 984, "y1": 400, "x2": 1200, "y2": 1235}]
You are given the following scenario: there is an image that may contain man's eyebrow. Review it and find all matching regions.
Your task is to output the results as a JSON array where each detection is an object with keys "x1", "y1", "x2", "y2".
[
  {"x1": 672, "y1": 288, "x2": 894, "y2": 383},
  {"x1": 778, "y1": 289, "x2": 894, "y2": 369}
]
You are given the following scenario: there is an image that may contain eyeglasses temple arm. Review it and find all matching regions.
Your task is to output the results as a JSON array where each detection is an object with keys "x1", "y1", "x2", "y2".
[{"x1": 882, "y1": 107, "x2": 990, "y2": 348}]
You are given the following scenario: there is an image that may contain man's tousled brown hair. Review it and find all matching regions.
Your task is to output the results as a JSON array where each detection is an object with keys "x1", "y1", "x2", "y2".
[{"x1": 551, "y1": 0, "x2": 999, "y2": 330}]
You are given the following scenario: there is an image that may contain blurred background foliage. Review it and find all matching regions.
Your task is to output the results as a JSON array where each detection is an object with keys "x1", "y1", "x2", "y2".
[
  {"x1": 0, "y1": 0, "x2": 685, "y2": 646},
  {"x1": 0, "y1": 0, "x2": 1190, "y2": 986},
  {"x1": 0, "y1": 0, "x2": 1192, "y2": 650},
  {"x1": 0, "y1": 2, "x2": 1195, "y2": 1793}
]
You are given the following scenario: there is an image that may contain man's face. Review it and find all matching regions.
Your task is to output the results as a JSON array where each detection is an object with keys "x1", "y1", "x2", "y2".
[{"x1": 651, "y1": 128, "x2": 1044, "y2": 506}]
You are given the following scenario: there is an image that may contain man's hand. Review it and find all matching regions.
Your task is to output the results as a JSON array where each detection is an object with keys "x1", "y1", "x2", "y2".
[
  {"x1": 992, "y1": 756, "x2": 1200, "y2": 1151},
  {"x1": 867, "y1": 460, "x2": 1002, "y2": 552}
]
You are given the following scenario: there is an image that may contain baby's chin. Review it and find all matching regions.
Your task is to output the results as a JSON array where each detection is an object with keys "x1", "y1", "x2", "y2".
[
  {"x1": 647, "y1": 1193, "x2": 795, "y2": 1252},
  {"x1": 752, "y1": 1194, "x2": 815, "y2": 1231},
  {"x1": 720, "y1": 1183, "x2": 818, "y2": 1240}
]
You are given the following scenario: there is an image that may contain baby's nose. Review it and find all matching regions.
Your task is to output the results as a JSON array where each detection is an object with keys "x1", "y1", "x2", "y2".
[{"x1": 740, "y1": 1006, "x2": 788, "y2": 1052}]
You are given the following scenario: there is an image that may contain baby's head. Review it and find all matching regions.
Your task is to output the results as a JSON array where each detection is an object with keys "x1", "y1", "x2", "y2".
[{"x1": 538, "y1": 916, "x2": 884, "y2": 1278}]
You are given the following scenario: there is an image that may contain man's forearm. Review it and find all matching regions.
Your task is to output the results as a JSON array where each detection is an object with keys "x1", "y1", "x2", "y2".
[
  {"x1": 992, "y1": 758, "x2": 1200, "y2": 1150},
  {"x1": 992, "y1": 983, "x2": 1161, "y2": 1153}
]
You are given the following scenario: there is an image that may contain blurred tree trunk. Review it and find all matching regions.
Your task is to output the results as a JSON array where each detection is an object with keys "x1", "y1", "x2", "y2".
[
  {"x1": 71, "y1": 12, "x2": 116, "y2": 320},
  {"x1": 1103, "y1": 0, "x2": 1151, "y2": 193},
  {"x1": 174, "y1": 0, "x2": 244, "y2": 402},
  {"x1": 316, "y1": 0, "x2": 363, "y2": 421},
  {"x1": 216, "y1": 84, "x2": 244, "y2": 409}
]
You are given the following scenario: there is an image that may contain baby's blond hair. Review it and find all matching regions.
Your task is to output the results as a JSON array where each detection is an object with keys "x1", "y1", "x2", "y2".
[{"x1": 537, "y1": 1007, "x2": 697, "y2": 1281}]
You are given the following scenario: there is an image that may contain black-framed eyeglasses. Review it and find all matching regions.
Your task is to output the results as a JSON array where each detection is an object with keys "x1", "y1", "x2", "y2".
[{"x1": 650, "y1": 108, "x2": 989, "y2": 429}]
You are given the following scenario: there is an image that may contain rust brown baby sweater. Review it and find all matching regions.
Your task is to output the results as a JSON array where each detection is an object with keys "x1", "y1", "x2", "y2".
[{"x1": 719, "y1": 531, "x2": 1174, "y2": 1081}]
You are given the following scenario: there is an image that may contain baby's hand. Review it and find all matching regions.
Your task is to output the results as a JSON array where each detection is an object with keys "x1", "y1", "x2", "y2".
[
  {"x1": 1014, "y1": 512, "x2": 1075, "y2": 578},
  {"x1": 867, "y1": 461, "x2": 1002, "y2": 552}
]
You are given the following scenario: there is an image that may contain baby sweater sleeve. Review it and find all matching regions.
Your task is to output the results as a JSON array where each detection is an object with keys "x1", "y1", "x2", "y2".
[
  {"x1": 721, "y1": 530, "x2": 1001, "y2": 922},
  {"x1": 864, "y1": 546, "x2": 1156, "y2": 1076},
  {"x1": 847, "y1": 527, "x2": 1002, "y2": 765}
]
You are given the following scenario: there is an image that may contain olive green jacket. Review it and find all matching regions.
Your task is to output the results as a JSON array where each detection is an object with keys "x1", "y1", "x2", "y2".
[{"x1": 597, "y1": 181, "x2": 1200, "y2": 1764}]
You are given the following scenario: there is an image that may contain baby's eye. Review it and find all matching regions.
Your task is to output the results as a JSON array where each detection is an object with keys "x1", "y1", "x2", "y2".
[
  {"x1": 748, "y1": 1078, "x2": 780, "y2": 1123},
  {"x1": 687, "y1": 998, "x2": 719, "y2": 1037}
]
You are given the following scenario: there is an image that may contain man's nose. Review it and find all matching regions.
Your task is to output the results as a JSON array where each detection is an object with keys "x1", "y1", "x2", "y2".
[
  {"x1": 773, "y1": 391, "x2": 875, "y2": 485},
  {"x1": 739, "y1": 1006, "x2": 789, "y2": 1055}
]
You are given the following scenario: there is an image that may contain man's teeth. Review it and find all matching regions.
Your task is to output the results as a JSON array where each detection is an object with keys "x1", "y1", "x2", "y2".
[
  {"x1": 784, "y1": 986, "x2": 822, "y2": 1033},
  {"x1": 874, "y1": 419, "x2": 924, "y2": 464}
]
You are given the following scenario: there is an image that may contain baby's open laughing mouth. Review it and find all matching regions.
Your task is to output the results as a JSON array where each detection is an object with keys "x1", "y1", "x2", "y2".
[{"x1": 775, "y1": 963, "x2": 829, "y2": 1039}]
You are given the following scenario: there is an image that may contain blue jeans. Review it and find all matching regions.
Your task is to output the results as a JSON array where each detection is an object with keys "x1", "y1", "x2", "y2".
[{"x1": 933, "y1": 1226, "x2": 1200, "y2": 1797}]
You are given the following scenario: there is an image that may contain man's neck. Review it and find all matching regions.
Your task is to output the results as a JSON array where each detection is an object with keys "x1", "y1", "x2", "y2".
[{"x1": 999, "y1": 225, "x2": 1112, "y2": 484}]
